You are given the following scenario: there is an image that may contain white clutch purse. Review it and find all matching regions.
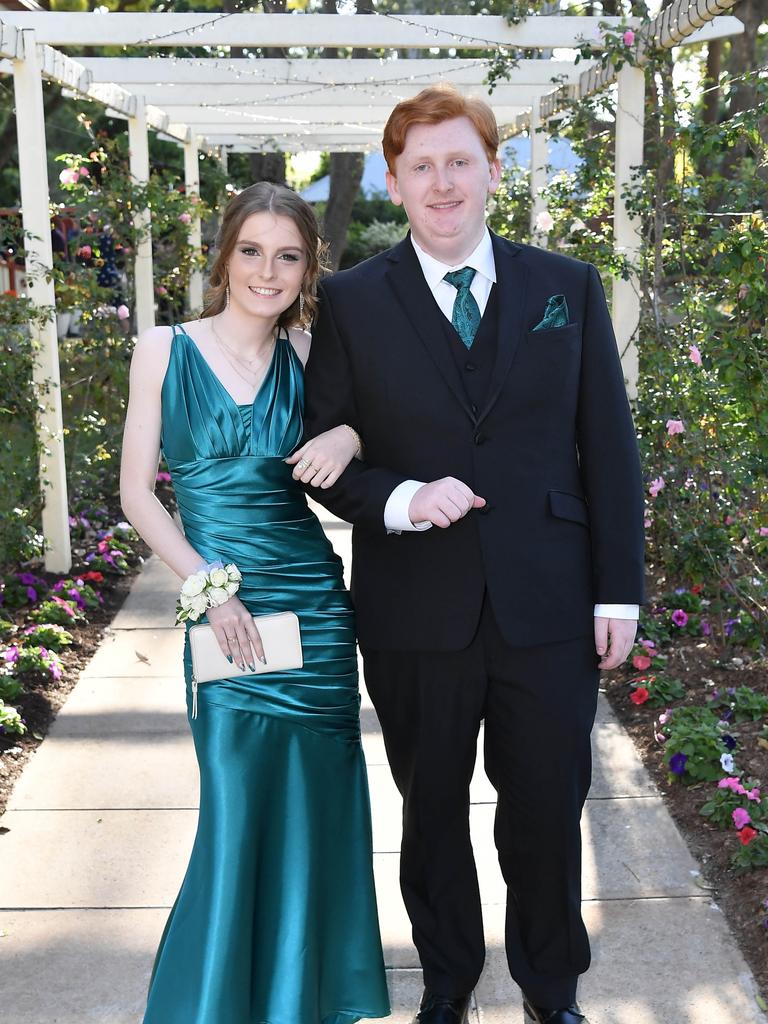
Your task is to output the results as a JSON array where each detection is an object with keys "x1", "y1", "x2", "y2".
[{"x1": 188, "y1": 611, "x2": 303, "y2": 717}]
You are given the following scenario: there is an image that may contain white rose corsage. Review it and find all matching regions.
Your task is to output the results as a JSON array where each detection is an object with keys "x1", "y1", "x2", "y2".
[{"x1": 176, "y1": 561, "x2": 242, "y2": 624}]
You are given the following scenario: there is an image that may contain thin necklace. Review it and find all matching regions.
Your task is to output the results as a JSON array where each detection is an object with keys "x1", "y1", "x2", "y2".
[
  {"x1": 211, "y1": 315, "x2": 276, "y2": 370},
  {"x1": 210, "y1": 318, "x2": 276, "y2": 394}
]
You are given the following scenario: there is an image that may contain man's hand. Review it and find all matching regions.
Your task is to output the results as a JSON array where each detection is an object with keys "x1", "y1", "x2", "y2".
[
  {"x1": 408, "y1": 477, "x2": 486, "y2": 529},
  {"x1": 594, "y1": 616, "x2": 637, "y2": 670}
]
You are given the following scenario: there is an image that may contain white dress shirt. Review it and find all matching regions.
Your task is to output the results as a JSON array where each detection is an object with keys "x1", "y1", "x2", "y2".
[{"x1": 381, "y1": 232, "x2": 638, "y2": 621}]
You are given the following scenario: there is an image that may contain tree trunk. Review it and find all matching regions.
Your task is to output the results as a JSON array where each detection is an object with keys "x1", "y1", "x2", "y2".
[
  {"x1": 722, "y1": 0, "x2": 766, "y2": 176},
  {"x1": 324, "y1": 152, "x2": 365, "y2": 269},
  {"x1": 702, "y1": 38, "x2": 722, "y2": 126}
]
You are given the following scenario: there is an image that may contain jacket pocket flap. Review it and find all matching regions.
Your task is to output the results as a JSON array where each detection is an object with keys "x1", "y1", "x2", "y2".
[{"x1": 548, "y1": 489, "x2": 589, "y2": 526}]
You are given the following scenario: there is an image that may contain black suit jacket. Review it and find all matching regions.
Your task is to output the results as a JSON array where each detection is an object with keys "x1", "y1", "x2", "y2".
[{"x1": 303, "y1": 232, "x2": 644, "y2": 651}]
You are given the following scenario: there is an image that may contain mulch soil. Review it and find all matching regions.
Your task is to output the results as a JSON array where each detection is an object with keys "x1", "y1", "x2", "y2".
[
  {"x1": 603, "y1": 638, "x2": 768, "y2": 1002},
  {"x1": 1, "y1": 546, "x2": 766, "y2": 1000}
]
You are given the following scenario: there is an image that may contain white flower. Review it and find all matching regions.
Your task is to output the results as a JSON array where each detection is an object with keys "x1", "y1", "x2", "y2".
[
  {"x1": 209, "y1": 567, "x2": 229, "y2": 588},
  {"x1": 189, "y1": 593, "x2": 208, "y2": 618},
  {"x1": 207, "y1": 586, "x2": 230, "y2": 607},
  {"x1": 570, "y1": 218, "x2": 587, "y2": 233},
  {"x1": 720, "y1": 752, "x2": 735, "y2": 773},
  {"x1": 535, "y1": 210, "x2": 554, "y2": 233},
  {"x1": 226, "y1": 563, "x2": 242, "y2": 582},
  {"x1": 225, "y1": 580, "x2": 239, "y2": 597},
  {"x1": 181, "y1": 572, "x2": 207, "y2": 598}
]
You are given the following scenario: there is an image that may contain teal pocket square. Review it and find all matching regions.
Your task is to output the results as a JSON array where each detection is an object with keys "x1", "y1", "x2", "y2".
[{"x1": 532, "y1": 294, "x2": 569, "y2": 331}]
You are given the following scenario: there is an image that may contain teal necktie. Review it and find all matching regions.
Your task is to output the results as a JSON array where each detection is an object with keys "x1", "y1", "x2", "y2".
[{"x1": 444, "y1": 267, "x2": 481, "y2": 349}]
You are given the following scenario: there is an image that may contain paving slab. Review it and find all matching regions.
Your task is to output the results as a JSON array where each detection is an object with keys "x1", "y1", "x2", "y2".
[
  {"x1": 0, "y1": 908, "x2": 163, "y2": 1024},
  {"x1": 81, "y1": 628, "x2": 184, "y2": 678},
  {"x1": 0, "y1": 809, "x2": 195, "y2": 908},
  {"x1": 110, "y1": 555, "x2": 180, "y2": 630},
  {"x1": 46, "y1": 676, "x2": 187, "y2": 737},
  {"x1": 8, "y1": 734, "x2": 198, "y2": 811},
  {"x1": 471, "y1": 798, "x2": 702, "y2": 904},
  {"x1": 475, "y1": 898, "x2": 767, "y2": 1024}
]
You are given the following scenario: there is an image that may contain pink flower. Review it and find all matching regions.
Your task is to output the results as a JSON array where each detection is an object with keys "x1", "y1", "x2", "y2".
[
  {"x1": 666, "y1": 419, "x2": 685, "y2": 436},
  {"x1": 689, "y1": 344, "x2": 702, "y2": 366},
  {"x1": 658, "y1": 710, "x2": 670, "y2": 725},
  {"x1": 649, "y1": 476, "x2": 665, "y2": 497},
  {"x1": 178, "y1": 212, "x2": 192, "y2": 225},
  {"x1": 760, "y1": 527, "x2": 768, "y2": 537},
  {"x1": 719, "y1": 777, "x2": 742, "y2": 792},
  {"x1": 630, "y1": 687, "x2": 650, "y2": 706},
  {"x1": 641, "y1": 639, "x2": 656, "y2": 649},
  {"x1": 671, "y1": 609, "x2": 688, "y2": 627},
  {"x1": 733, "y1": 807, "x2": 752, "y2": 830},
  {"x1": 623, "y1": 28, "x2": 635, "y2": 45},
  {"x1": 632, "y1": 654, "x2": 652, "y2": 670},
  {"x1": 156, "y1": 471, "x2": 171, "y2": 483},
  {"x1": 78, "y1": 166, "x2": 90, "y2": 178},
  {"x1": 156, "y1": 285, "x2": 168, "y2": 296},
  {"x1": 747, "y1": 788, "x2": 761, "y2": 802},
  {"x1": 58, "y1": 168, "x2": 79, "y2": 186},
  {"x1": 116, "y1": 305, "x2": 130, "y2": 320},
  {"x1": 78, "y1": 244, "x2": 92, "y2": 259}
]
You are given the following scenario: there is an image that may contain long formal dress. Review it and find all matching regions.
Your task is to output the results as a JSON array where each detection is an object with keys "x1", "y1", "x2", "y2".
[{"x1": 143, "y1": 324, "x2": 390, "y2": 1024}]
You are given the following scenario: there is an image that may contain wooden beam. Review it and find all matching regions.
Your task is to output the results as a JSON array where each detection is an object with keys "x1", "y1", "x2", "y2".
[
  {"x1": 153, "y1": 104, "x2": 530, "y2": 128},
  {"x1": 0, "y1": 13, "x2": 665, "y2": 50},
  {"x1": 77, "y1": 56, "x2": 586, "y2": 86}
]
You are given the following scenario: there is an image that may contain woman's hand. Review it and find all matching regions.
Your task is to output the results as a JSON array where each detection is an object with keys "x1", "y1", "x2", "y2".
[
  {"x1": 285, "y1": 425, "x2": 362, "y2": 488},
  {"x1": 206, "y1": 595, "x2": 265, "y2": 671}
]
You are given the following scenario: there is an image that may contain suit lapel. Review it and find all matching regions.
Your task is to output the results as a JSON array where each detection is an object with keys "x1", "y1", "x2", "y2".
[
  {"x1": 477, "y1": 234, "x2": 529, "y2": 427},
  {"x1": 384, "y1": 237, "x2": 475, "y2": 423}
]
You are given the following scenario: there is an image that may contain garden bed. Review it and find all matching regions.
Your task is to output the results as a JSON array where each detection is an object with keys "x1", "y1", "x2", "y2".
[{"x1": 604, "y1": 593, "x2": 768, "y2": 1003}]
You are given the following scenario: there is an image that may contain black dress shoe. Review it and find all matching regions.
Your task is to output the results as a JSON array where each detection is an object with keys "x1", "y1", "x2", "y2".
[
  {"x1": 523, "y1": 998, "x2": 587, "y2": 1024},
  {"x1": 413, "y1": 991, "x2": 471, "y2": 1024}
]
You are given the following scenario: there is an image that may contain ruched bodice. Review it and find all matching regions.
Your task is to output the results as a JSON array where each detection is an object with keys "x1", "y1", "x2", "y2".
[{"x1": 142, "y1": 325, "x2": 389, "y2": 1024}]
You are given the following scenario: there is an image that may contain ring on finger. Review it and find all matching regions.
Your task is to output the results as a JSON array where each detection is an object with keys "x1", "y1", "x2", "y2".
[{"x1": 296, "y1": 458, "x2": 311, "y2": 471}]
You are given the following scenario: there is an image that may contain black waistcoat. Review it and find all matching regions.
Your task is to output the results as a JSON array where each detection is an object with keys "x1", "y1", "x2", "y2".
[{"x1": 439, "y1": 285, "x2": 500, "y2": 415}]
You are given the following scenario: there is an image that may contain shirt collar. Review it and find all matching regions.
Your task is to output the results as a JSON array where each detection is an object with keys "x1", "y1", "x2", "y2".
[{"x1": 410, "y1": 229, "x2": 496, "y2": 290}]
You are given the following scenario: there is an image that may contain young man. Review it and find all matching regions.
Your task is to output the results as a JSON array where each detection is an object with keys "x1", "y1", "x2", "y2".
[{"x1": 300, "y1": 85, "x2": 644, "y2": 1024}]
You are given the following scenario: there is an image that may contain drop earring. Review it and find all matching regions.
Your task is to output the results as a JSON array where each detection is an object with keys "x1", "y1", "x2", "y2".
[{"x1": 299, "y1": 291, "x2": 305, "y2": 321}]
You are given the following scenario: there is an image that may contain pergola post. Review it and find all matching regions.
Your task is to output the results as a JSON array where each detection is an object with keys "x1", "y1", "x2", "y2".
[
  {"x1": 529, "y1": 102, "x2": 549, "y2": 247},
  {"x1": 613, "y1": 64, "x2": 645, "y2": 399},
  {"x1": 128, "y1": 97, "x2": 154, "y2": 335},
  {"x1": 183, "y1": 136, "x2": 204, "y2": 314},
  {"x1": 13, "y1": 29, "x2": 71, "y2": 573}
]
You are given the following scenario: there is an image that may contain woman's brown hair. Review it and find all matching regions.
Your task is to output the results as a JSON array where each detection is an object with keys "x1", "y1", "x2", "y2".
[
  {"x1": 202, "y1": 182, "x2": 326, "y2": 328},
  {"x1": 382, "y1": 84, "x2": 499, "y2": 173}
]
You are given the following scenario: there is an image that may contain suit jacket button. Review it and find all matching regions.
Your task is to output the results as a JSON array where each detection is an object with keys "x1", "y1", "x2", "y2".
[{"x1": 474, "y1": 432, "x2": 487, "y2": 445}]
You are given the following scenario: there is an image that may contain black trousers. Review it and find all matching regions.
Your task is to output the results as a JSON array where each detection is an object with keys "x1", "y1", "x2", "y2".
[{"x1": 362, "y1": 595, "x2": 600, "y2": 1009}]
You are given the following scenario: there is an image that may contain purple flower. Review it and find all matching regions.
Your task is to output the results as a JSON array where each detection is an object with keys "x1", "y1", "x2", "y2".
[
  {"x1": 2, "y1": 645, "x2": 19, "y2": 664},
  {"x1": 727, "y1": 687, "x2": 736, "y2": 696},
  {"x1": 700, "y1": 621, "x2": 711, "y2": 636},
  {"x1": 18, "y1": 572, "x2": 38, "y2": 585},
  {"x1": 671, "y1": 609, "x2": 689, "y2": 627},
  {"x1": 732, "y1": 807, "x2": 751, "y2": 830},
  {"x1": 26, "y1": 586, "x2": 38, "y2": 602},
  {"x1": 721, "y1": 708, "x2": 733, "y2": 721},
  {"x1": 721, "y1": 735, "x2": 737, "y2": 751},
  {"x1": 675, "y1": 587, "x2": 687, "y2": 595},
  {"x1": 669, "y1": 752, "x2": 688, "y2": 776}
]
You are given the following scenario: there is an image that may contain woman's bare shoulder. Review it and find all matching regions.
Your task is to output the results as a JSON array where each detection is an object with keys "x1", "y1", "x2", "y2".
[
  {"x1": 130, "y1": 325, "x2": 176, "y2": 383},
  {"x1": 286, "y1": 326, "x2": 311, "y2": 367}
]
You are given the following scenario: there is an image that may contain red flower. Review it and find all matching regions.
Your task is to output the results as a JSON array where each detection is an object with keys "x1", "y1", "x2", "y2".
[
  {"x1": 691, "y1": 584, "x2": 703, "y2": 594},
  {"x1": 81, "y1": 571, "x2": 104, "y2": 583},
  {"x1": 739, "y1": 826, "x2": 758, "y2": 846},
  {"x1": 632, "y1": 654, "x2": 652, "y2": 670},
  {"x1": 631, "y1": 687, "x2": 650, "y2": 706}
]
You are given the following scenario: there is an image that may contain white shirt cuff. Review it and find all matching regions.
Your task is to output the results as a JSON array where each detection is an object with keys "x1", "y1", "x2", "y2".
[
  {"x1": 384, "y1": 480, "x2": 433, "y2": 534},
  {"x1": 594, "y1": 604, "x2": 639, "y2": 620}
]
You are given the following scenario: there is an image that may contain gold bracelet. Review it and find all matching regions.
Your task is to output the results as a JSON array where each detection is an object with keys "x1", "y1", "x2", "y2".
[{"x1": 341, "y1": 423, "x2": 363, "y2": 457}]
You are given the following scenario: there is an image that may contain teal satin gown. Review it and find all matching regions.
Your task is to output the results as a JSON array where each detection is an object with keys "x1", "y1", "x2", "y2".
[{"x1": 143, "y1": 325, "x2": 390, "y2": 1024}]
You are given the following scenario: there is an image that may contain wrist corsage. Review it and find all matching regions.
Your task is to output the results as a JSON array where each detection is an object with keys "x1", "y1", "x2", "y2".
[{"x1": 176, "y1": 561, "x2": 242, "y2": 624}]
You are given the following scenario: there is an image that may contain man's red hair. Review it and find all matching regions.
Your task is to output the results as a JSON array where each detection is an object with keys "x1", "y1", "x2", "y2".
[{"x1": 382, "y1": 84, "x2": 499, "y2": 173}]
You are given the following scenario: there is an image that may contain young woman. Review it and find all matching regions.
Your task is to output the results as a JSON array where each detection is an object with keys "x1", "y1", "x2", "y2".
[{"x1": 120, "y1": 182, "x2": 390, "y2": 1024}]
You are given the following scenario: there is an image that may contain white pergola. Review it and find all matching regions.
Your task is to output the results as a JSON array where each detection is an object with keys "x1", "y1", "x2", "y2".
[{"x1": 0, "y1": 5, "x2": 742, "y2": 572}]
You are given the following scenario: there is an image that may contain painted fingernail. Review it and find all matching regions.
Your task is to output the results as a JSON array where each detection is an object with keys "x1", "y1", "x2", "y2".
[
  {"x1": 260, "y1": 655, "x2": 267, "y2": 665},
  {"x1": 226, "y1": 655, "x2": 233, "y2": 664},
  {"x1": 248, "y1": 662, "x2": 256, "y2": 671}
]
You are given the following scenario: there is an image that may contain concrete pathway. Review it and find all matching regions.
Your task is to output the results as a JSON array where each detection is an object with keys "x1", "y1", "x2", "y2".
[{"x1": 0, "y1": 510, "x2": 765, "y2": 1024}]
